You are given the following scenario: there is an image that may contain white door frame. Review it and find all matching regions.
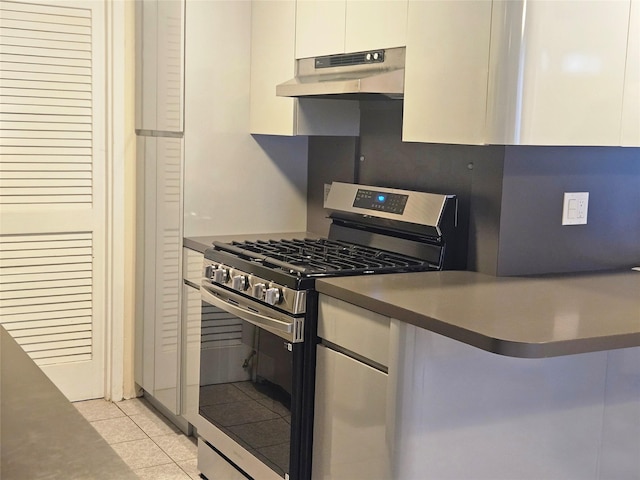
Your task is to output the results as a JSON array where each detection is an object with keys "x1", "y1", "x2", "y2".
[{"x1": 104, "y1": 0, "x2": 136, "y2": 402}]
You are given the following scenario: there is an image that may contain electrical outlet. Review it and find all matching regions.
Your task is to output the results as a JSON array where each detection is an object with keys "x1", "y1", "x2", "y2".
[{"x1": 562, "y1": 192, "x2": 589, "y2": 225}]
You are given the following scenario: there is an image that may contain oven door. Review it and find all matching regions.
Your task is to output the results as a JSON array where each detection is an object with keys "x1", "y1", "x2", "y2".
[{"x1": 199, "y1": 283, "x2": 304, "y2": 480}]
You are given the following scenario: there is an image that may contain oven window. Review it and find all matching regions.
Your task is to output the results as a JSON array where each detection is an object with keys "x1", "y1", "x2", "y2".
[{"x1": 199, "y1": 301, "x2": 293, "y2": 476}]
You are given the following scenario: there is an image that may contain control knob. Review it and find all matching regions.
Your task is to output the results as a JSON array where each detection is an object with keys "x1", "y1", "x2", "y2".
[
  {"x1": 265, "y1": 287, "x2": 283, "y2": 306},
  {"x1": 213, "y1": 267, "x2": 229, "y2": 284},
  {"x1": 232, "y1": 274, "x2": 248, "y2": 291},
  {"x1": 204, "y1": 264, "x2": 216, "y2": 279},
  {"x1": 252, "y1": 283, "x2": 266, "y2": 300}
]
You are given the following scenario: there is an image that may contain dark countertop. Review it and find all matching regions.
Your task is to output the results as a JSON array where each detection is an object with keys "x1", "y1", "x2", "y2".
[
  {"x1": 0, "y1": 327, "x2": 137, "y2": 480},
  {"x1": 316, "y1": 269, "x2": 640, "y2": 358}
]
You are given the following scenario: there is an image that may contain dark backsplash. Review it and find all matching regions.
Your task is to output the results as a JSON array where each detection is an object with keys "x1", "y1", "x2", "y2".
[{"x1": 307, "y1": 101, "x2": 640, "y2": 276}]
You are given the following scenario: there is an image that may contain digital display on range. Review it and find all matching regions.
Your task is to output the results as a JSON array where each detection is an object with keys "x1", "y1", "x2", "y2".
[{"x1": 353, "y1": 189, "x2": 408, "y2": 214}]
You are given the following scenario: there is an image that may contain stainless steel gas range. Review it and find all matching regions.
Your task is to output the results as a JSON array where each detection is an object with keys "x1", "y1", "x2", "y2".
[{"x1": 196, "y1": 182, "x2": 463, "y2": 480}]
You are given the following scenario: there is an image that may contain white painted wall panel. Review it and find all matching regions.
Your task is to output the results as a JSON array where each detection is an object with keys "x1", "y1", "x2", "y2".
[{"x1": 183, "y1": 0, "x2": 307, "y2": 237}]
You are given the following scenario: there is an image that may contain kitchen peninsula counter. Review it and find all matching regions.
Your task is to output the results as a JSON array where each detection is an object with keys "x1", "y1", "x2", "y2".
[
  {"x1": 0, "y1": 327, "x2": 137, "y2": 480},
  {"x1": 316, "y1": 269, "x2": 640, "y2": 358},
  {"x1": 316, "y1": 270, "x2": 640, "y2": 479}
]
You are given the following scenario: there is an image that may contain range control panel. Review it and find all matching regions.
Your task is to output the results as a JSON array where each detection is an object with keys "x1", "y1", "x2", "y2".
[
  {"x1": 324, "y1": 182, "x2": 454, "y2": 228},
  {"x1": 353, "y1": 188, "x2": 408, "y2": 215}
]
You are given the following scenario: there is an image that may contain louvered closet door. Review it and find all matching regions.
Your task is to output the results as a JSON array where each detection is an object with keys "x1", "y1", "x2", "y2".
[{"x1": 0, "y1": 0, "x2": 106, "y2": 401}]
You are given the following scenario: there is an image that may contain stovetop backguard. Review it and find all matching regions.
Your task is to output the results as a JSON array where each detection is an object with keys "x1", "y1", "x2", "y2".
[{"x1": 324, "y1": 182, "x2": 463, "y2": 270}]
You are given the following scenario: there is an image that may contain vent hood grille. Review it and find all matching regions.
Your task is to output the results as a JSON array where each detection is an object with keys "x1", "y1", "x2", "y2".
[
  {"x1": 315, "y1": 50, "x2": 385, "y2": 68},
  {"x1": 276, "y1": 47, "x2": 405, "y2": 99}
]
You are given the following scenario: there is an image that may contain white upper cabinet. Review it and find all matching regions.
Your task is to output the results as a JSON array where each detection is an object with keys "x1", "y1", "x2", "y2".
[
  {"x1": 295, "y1": 0, "x2": 346, "y2": 59},
  {"x1": 344, "y1": 1, "x2": 408, "y2": 53},
  {"x1": 250, "y1": 0, "x2": 360, "y2": 136},
  {"x1": 250, "y1": 0, "x2": 298, "y2": 135},
  {"x1": 135, "y1": 0, "x2": 184, "y2": 133},
  {"x1": 156, "y1": 0, "x2": 184, "y2": 133},
  {"x1": 135, "y1": 0, "x2": 157, "y2": 131},
  {"x1": 404, "y1": 0, "x2": 635, "y2": 146},
  {"x1": 621, "y1": 0, "x2": 640, "y2": 146},
  {"x1": 486, "y1": 0, "x2": 630, "y2": 146},
  {"x1": 402, "y1": 0, "x2": 492, "y2": 145},
  {"x1": 295, "y1": 0, "x2": 407, "y2": 59}
]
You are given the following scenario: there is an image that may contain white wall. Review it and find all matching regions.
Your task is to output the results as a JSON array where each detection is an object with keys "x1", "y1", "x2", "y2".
[{"x1": 183, "y1": 0, "x2": 308, "y2": 237}]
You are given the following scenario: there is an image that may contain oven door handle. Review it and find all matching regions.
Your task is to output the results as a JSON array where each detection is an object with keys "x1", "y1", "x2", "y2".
[{"x1": 201, "y1": 285, "x2": 296, "y2": 339}]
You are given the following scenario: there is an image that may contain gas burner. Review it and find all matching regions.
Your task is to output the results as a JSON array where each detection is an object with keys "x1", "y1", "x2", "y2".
[
  {"x1": 204, "y1": 183, "x2": 459, "y2": 294},
  {"x1": 212, "y1": 238, "x2": 431, "y2": 277}
]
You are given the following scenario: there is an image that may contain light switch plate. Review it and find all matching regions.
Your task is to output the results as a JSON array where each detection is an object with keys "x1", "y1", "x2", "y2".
[{"x1": 562, "y1": 192, "x2": 589, "y2": 225}]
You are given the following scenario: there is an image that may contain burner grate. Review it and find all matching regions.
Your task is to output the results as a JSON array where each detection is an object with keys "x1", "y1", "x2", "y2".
[{"x1": 213, "y1": 238, "x2": 429, "y2": 277}]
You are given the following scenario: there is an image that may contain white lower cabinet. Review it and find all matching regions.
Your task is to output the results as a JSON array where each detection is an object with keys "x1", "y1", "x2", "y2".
[
  {"x1": 180, "y1": 283, "x2": 200, "y2": 425},
  {"x1": 598, "y1": 347, "x2": 640, "y2": 479},
  {"x1": 136, "y1": 135, "x2": 183, "y2": 415},
  {"x1": 314, "y1": 295, "x2": 391, "y2": 479},
  {"x1": 313, "y1": 345, "x2": 390, "y2": 480},
  {"x1": 314, "y1": 295, "x2": 640, "y2": 479},
  {"x1": 180, "y1": 247, "x2": 203, "y2": 426},
  {"x1": 389, "y1": 320, "x2": 640, "y2": 479}
]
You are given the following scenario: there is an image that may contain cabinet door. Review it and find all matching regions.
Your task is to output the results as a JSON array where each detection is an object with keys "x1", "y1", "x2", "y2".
[
  {"x1": 156, "y1": 0, "x2": 185, "y2": 132},
  {"x1": 136, "y1": 136, "x2": 183, "y2": 413},
  {"x1": 135, "y1": 0, "x2": 158, "y2": 131},
  {"x1": 487, "y1": 0, "x2": 630, "y2": 146},
  {"x1": 402, "y1": 0, "x2": 492, "y2": 145},
  {"x1": 137, "y1": 136, "x2": 157, "y2": 393},
  {"x1": 135, "y1": 0, "x2": 184, "y2": 133},
  {"x1": 250, "y1": 0, "x2": 297, "y2": 135},
  {"x1": 181, "y1": 283, "x2": 201, "y2": 425},
  {"x1": 152, "y1": 136, "x2": 183, "y2": 413},
  {"x1": 318, "y1": 295, "x2": 390, "y2": 367},
  {"x1": 598, "y1": 347, "x2": 640, "y2": 478},
  {"x1": 621, "y1": 0, "x2": 640, "y2": 146},
  {"x1": 250, "y1": 1, "x2": 361, "y2": 136},
  {"x1": 295, "y1": 0, "x2": 346, "y2": 58},
  {"x1": 345, "y1": 0, "x2": 407, "y2": 53},
  {"x1": 181, "y1": 249, "x2": 202, "y2": 422},
  {"x1": 313, "y1": 345, "x2": 391, "y2": 479}
]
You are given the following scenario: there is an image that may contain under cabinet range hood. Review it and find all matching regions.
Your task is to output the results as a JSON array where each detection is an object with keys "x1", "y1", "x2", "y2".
[{"x1": 276, "y1": 46, "x2": 405, "y2": 100}]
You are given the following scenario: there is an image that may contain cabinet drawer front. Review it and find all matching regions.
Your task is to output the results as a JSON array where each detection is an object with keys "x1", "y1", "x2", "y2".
[{"x1": 318, "y1": 295, "x2": 390, "y2": 367}]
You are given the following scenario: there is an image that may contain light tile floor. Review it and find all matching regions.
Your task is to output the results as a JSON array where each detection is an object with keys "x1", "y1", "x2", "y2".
[{"x1": 74, "y1": 397, "x2": 200, "y2": 479}]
